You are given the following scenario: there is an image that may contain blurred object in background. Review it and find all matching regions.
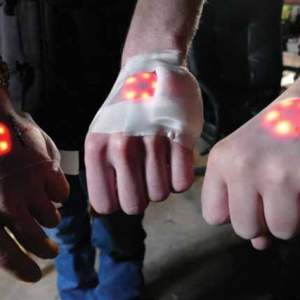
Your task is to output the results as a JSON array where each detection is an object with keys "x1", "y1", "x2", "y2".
[
  {"x1": 189, "y1": 0, "x2": 283, "y2": 152},
  {"x1": 282, "y1": 2, "x2": 300, "y2": 87}
]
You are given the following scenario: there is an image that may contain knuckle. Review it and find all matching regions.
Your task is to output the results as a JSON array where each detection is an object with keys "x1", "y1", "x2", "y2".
[
  {"x1": 208, "y1": 140, "x2": 234, "y2": 170},
  {"x1": 149, "y1": 189, "x2": 170, "y2": 202},
  {"x1": 173, "y1": 178, "x2": 193, "y2": 193},
  {"x1": 267, "y1": 219, "x2": 298, "y2": 240},
  {"x1": 233, "y1": 227, "x2": 260, "y2": 240},
  {"x1": 269, "y1": 228, "x2": 296, "y2": 240},
  {"x1": 264, "y1": 168, "x2": 289, "y2": 186},
  {"x1": 111, "y1": 135, "x2": 131, "y2": 155},
  {"x1": 124, "y1": 207, "x2": 139, "y2": 215},
  {"x1": 123, "y1": 202, "x2": 148, "y2": 215},
  {"x1": 90, "y1": 200, "x2": 116, "y2": 215},
  {"x1": 85, "y1": 138, "x2": 107, "y2": 164},
  {"x1": 203, "y1": 211, "x2": 228, "y2": 226},
  {"x1": 261, "y1": 157, "x2": 292, "y2": 185},
  {"x1": 95, "y1": 206, "x2": 114, "y2": 214},
  {"x1": 208, "y1": 143, "x2": 224, "y2": 165},
  {"x1": 209, "y1": 140, "x2": 255, "y2": 175},
  {"x1": 85, "y1": 137, "x2": 101, "y2": 155},
  {"x1": 230, "y1": 151, "x2": 254, "y2": 173},
  {"x1": 278, "y1": 231, "x2": 296, "y2": 240}
]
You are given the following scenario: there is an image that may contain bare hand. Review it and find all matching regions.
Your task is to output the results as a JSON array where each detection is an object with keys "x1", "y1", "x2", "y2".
[{"x1": 0, "y1": 112, "x2": 69, "y2": 282}]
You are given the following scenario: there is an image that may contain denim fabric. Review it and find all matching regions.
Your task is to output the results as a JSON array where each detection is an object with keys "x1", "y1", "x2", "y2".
[{"x1": 45, "y1": 171, "x2": 146, "y2": 300}]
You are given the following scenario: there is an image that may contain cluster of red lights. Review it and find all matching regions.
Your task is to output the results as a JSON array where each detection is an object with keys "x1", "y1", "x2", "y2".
[
  {"x1": 262, "y1": 98, "x2": 300, "y2": 139},
  {"x1": 121, "y1": 71, "x2": 157, "y2": 101},
  {"x1": 0, "y1": 123, "x2": 12, "y2": 156}
]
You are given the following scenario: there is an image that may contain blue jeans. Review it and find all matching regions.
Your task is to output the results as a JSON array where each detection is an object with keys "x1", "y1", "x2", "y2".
[{"x1": 45, "y1": 171, "x2": 146, "y2": 300}]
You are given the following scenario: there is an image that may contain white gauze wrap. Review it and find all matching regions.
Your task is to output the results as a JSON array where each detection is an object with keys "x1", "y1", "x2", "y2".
[{"x1": 89, "y1": 50, "x2": 203, "y2": 149}]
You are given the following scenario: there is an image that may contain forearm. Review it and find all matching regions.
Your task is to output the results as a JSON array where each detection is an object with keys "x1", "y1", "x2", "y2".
[{"x1": 122, "y1": 0, "x2": 203, "y2": 65}]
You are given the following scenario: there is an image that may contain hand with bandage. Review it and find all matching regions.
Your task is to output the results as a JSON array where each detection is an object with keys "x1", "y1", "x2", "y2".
[
  {"x1": 85, "y1": 51, "x2": 203, "y2": 214},
  {"x1": 201, "y1": 80, "x2": 300, "y2": 250},
  {"x1": 0, "y1": 89, "x2": 69, "y2": 282}
]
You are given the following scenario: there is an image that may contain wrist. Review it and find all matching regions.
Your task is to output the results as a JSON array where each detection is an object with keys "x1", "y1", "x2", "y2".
[
  {"x1": 122, "y1": 48, "x2": 187, "y2": 69},
  {"x1": 0, "y1": 89, "x2": 15, "y2": 117},
  {"x1": 122, "y1": 38, "x2": 188, "y2": 67},
  {"x1": 121, "y1": 0, "x2": 202, "y2": 67}
]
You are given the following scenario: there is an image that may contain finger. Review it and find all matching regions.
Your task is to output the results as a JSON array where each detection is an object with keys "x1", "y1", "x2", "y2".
[
  {"x1": 250, "y1": 196, "x2": 270, "y2": 249},
  {"x1": 0, "y1": 227, "x2": 42, "y2": 282},
  {"x1": 228, "y1": 183, "x2": 264, "y2": 240},
  {"x1": 40, "y1": 129, "x2": 61, "y2": 162},
  {"x1": 45, "y1": 166, "x2": 70, "y2": 203},
  {"x1": 251, "y1": 235, "x2": 273, "y2": 251},
  {"x1": 85, "y1": 134, "x2": 119, "y2": 213},
  {"x1": 111, "y1": 136, "x2": 149, "y2": 215},
  {"x1": 7, "y1": 208, "x2": 59, "y2": 259},
  {"x1": 29, "y1": 187, "x2": 61, "y2": 228},
  {"x1": 201, "y1": 163, "x2": 229, "y2": 225},
  {"x1": 170, "y1": 142, "x2": 194, "y2": 192},
  {"x1": 144, "y1": 136, "x2": 171, "y2": 202},
  {"x1": 263, "y1": 186, "x2": 300, "y2": 240},
  {"x1": 40, "y1": 128, "x2": 69, "y2": 202}
]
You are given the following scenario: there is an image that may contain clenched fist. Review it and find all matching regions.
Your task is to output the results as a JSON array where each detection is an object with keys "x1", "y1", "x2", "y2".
[
  {"x1": 0, "y1": 98, "x2": 69, "y2": 282},
  {"x1": 202, "y1": 86, "x2": 300, "y2": 250}
]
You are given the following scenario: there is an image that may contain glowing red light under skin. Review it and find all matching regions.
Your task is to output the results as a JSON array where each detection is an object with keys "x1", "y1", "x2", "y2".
[
  {"x1": 262, "y1": 98, "x2": 300, "y2": 139},
  {"x1": 121, "y1": 72, "x2": 157, "y2": 102},
  {"x1": 0, "y1": 123, "x2": 12, "y2": 156}
]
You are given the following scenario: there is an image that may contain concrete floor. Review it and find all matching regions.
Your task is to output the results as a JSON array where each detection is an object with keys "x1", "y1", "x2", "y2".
[{"x1": 0, "y1": 155, "x2": 298, "y2": 300}]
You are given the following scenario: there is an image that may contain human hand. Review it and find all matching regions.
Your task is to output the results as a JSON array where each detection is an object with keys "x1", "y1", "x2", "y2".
[
  {"x1": 201, "y1": 95, "x2": 300, "y2": 250},
  {"x1": 0, "y1": 108, "x2": 69, "y2": 282},
  {"x1": 85, "y1": 50, "x2": 203, "y2": 214}
]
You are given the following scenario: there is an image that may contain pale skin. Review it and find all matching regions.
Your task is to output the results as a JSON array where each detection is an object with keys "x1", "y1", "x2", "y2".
[
  {"x1": 85, "y1": 0, "x2": 203, "y2": 215},
  {"x1": 202, "y1": 78, "x2": 300, "y2": 250},
  {"x1": 2, "y1": 0, "x2": 296, "y2": 284},
  {"x1": 0, "y1": 0, "x2": 203, "y2": 283},
  {"x1": 0, "y1": 89, "x2": 69, "y2": 282}
]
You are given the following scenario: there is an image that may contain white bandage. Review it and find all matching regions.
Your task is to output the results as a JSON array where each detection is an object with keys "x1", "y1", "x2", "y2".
[{"x1": 89, "y1": 50, "x2": 203, "y2": 149}]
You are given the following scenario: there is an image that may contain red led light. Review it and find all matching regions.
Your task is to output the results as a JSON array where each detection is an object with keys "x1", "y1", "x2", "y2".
[
  {"x1": 121, "y1": 71, "x2": 157, "y2": 101},
  {"x1": 0, "y1": 123, "x2": 12, "y2": 156},
  {"x1": 261, "y1": 98, "x2": 300, "y2": 139}
]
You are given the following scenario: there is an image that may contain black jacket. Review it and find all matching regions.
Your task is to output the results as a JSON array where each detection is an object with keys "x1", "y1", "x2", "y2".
[{"x1": 0, "y1": 0, "x2": 136, "y2": 150}]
